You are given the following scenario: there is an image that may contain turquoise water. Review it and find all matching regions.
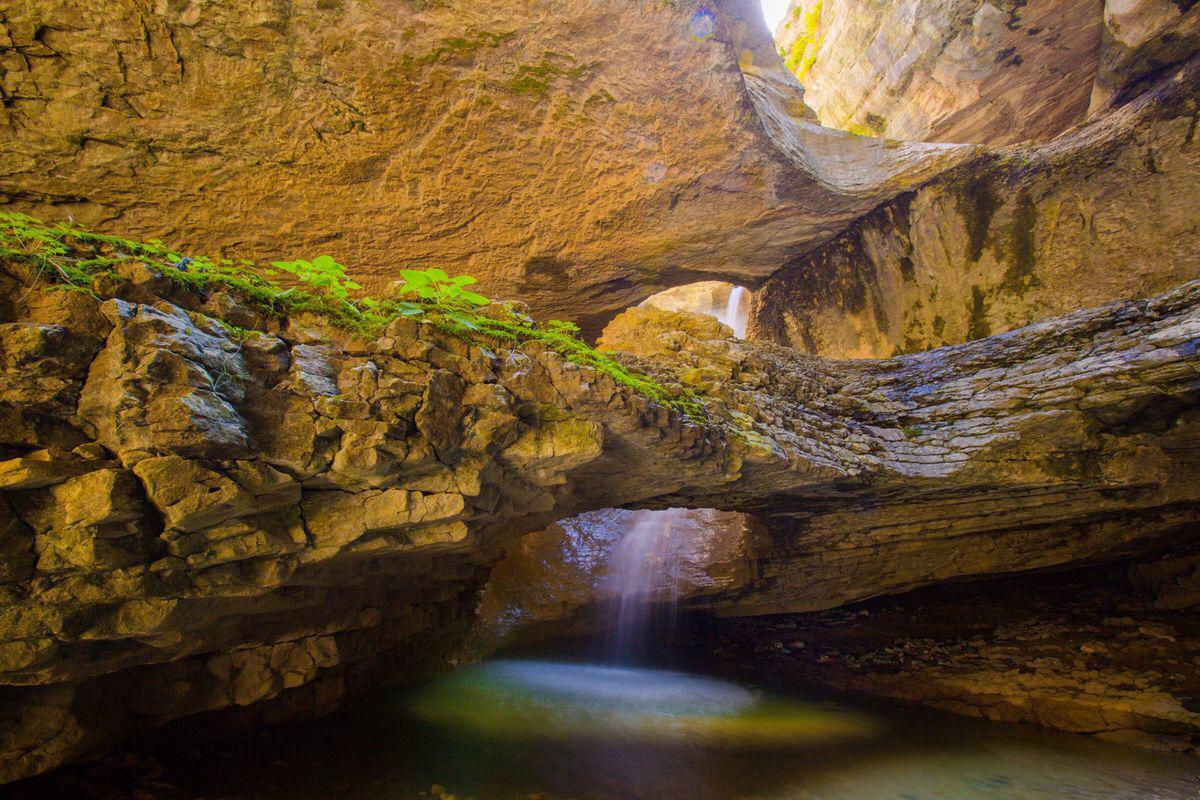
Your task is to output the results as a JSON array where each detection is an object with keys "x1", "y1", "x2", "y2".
[{"x1": 8, "y1": 660, "x2": 1200, "y2": 799}]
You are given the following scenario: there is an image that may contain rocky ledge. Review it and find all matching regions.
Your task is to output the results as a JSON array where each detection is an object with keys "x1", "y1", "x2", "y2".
[
  {"x1": 694, "y1": 551, "x2": 1200, "y2": 754},
  {"x1": 0, "y1": 247, "x2": 1198, "y2": 781}
]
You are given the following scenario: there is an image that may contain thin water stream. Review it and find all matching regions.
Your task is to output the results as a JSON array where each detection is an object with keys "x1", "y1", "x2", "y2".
[
  {"x1": 9, "y1": 511, "x2": 1200, "y2": 799},
  {"x1": 604, "y1": 509, "x2": 688, "y2": 662},
  {"x1": 718, "y1": 285, "x2": 750, "y2": 338}
]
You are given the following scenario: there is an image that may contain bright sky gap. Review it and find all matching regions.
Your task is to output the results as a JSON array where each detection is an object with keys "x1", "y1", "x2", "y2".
[{"x1": 761, "y1": 0, "x2": 791, "y2": 31}]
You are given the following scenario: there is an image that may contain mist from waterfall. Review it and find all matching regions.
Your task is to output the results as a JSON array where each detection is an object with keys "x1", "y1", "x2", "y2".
[
  {"x1": 718, "y1": 286, "x2": 750, "y2": 338},
  {"x1": 604, "y1": 287, "x2": 749, "y2": 662},
  {"x1": 605, "y1": 509, "x2": 687, "y2": 663}
]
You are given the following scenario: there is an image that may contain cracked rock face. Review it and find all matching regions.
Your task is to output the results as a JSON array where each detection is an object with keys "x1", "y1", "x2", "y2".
[
  {"x1": 0, "y1": 256, "x2": 1197, "y2": 780},
  {"x1": 1, "y1": 0, "x2": 1194, "y2": 345},
  {"x1": 0, "y1": 0, "x2": 988, "y2": 336},
  {"x1": 751, "y1": 53, "x2": 1200, "y2": 358},
  {"x1": 775, "y1": 0, "x2": 1102, "y2": 145}
]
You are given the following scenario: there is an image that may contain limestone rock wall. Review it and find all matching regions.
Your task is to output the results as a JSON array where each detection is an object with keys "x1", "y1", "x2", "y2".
[
  {"x1": 0, "y1": 0, "x2": 982, "y2": 337},
  {"x1": 1092, "y1": 0, "x2": 1200, "y2": 111},
  {"x1": 750, "y1": 53, "x2": 1200, "y2": 358},
  {"x1": 0, "y1": 254, "x2": 1197, "y2": 781},
  {"x1": 775, "y1": 0, "x2": 1102, "y2": 145}
]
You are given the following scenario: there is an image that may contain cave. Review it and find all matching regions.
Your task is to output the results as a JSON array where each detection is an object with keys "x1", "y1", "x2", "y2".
[{"x1": 0, "y1": 0, "x2": 1198, "y2": 797}]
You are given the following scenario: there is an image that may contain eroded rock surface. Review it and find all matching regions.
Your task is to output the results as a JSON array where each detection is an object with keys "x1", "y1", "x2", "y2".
[
  {"x1": 0, "y1": 0, "x2": 979, "y2": 336},
  {"x1": 0, "y1": 258, "x2": 1197, "y2": 780},
  {"x1": 696, "y1": 555, "x2": 1200, "y2": 753},
  {"x1": 1, "y1": 0, "x2": 1194, "y2": 346},
  {"x1": 775, "y1": 0, "x2": 1102, "y2": 145},
  {"x1": 1092, "y1": 0, "x2": 1200, "y2": 111},
  {"x1": 751, "y1": 53, "x2": 1200, "y2": 357},
  {"x1": 471, "y1": 508, "x2": 757, "y2": 653}
]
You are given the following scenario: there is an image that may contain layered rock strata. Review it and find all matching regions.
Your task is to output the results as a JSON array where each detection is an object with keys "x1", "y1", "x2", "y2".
[
  {"x1": 750, "y1": 52, "x2": 1200, "y2": 357},
  {"x1": 1, "y1": 0, "x2": 1195, "y2": 343},
  {"x1": 0, "y1": 0, "x2": 979, "y2": 335},
  {"x1": 2, "y1": 254, "x2": 1196, "y2": 780}
]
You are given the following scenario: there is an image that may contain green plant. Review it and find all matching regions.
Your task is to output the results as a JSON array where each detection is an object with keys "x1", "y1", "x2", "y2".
[
  {"x1": 783, "y1": 1, "x2": 824, "y2": 80},
  {"x1": 0, "y1": 212, "x2": 709, "y2": 421},
  {"x1": 395, "y1": 268, "x2": 490, "y2": 306},
  {"x1": 270, "y1": 254, "x2": 361, "y2": 300}
]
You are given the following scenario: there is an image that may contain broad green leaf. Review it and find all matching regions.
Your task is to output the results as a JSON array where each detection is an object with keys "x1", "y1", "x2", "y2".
[{"x1": 447, "y1": 311, "x2": 479, "y2": 331}]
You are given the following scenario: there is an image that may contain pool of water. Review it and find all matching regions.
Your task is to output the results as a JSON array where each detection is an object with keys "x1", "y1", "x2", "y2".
[{"x1": 9, "y1": 660, "x2": 1200, "y2": 800}]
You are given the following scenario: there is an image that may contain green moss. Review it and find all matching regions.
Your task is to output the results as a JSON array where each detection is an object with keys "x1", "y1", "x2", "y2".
[
  {"x1": 864, "y1": 112, "x2": 887, "y2": 136},
  {"x1": 954, "y1": 176, "x2": 999, "y2": 263},
  {"x1": 783, "y1": 1, "x2": 823, "y2": 80},
  {"x1": 407, "y1": 30, "x2": 514, "y2": 68},
  {"x1": 505, "y1": 59, "x2": 590, "y2": 96},
  {"x1": 966, "y1": 285, "x2": 990, "y2": 340},
  {"x1": 0, "y1": 212, "x2": 706, "y2": 420},
  {"x1": 584, "y1": 89, "x2": 616, "y2": 108}
]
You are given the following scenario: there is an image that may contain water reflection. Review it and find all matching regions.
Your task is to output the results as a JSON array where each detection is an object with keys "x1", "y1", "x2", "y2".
[
  {"x1": 12, "y1": 661, "x2": 1200, "y2": 800},
  {"x1": 410, "y1": 660, "x2": 876, "y2": 745}
]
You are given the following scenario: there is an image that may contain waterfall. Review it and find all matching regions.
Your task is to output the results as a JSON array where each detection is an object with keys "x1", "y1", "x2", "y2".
[
  {"x1": 600, "y1": 285, "x2": 749, "y2": 662},
  {"x1": 718, "y1": 286, "x2": 749, "y2": 338},
  {"x1": 605, "y1": 509, "x2": 686, "y2": 663}
]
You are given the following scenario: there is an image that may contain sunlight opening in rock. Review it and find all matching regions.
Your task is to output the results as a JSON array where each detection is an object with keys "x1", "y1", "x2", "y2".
[
  {"x1": 640, "y1": 281, "x2": 752, "y2": 338},
  {"x1": 761, "y1": 0, "x2": 792, "y2": 32}
]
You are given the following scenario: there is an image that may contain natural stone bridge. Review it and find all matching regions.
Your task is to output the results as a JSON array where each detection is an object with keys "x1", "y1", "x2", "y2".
[{"x1": 1, "y1": 261, "x2": 1197, "y2": 781}]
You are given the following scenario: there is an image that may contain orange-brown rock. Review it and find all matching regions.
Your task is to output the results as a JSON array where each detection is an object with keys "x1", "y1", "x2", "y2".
[
  {"x1": 0, "y1": 0, "x2": 963, "y2": 334},
  {"x1": 0, "y1": 251, "x2": 1198, "y2": 780},
  {"x1": 3, "y1": 0, "x2": 1196, "y2": 345}
]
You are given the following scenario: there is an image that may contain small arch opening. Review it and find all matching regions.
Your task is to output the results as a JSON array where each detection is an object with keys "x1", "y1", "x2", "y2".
[{"x1": 639, "y1": 280, "x2": 753, "y2": 339}]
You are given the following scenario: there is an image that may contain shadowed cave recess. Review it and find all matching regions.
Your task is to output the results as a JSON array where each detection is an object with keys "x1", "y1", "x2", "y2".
[{"x1": 0, "y1": 0, "x2": 1199, "y2": 797}]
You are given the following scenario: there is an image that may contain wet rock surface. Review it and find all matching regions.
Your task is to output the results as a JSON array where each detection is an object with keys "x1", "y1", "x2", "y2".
[
  {"x1": 692, "y1": 553, "x2": 1200, "y2": 753},
  {"x1": 470, "y1": 508, "x2": 758, "y2": 653},
  {"x1": 0, "y1": 262, "x2": 1197, "y2": 779}
]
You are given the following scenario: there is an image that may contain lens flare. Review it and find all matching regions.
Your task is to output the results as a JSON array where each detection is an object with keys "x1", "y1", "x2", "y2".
[{"x1": 689, "y1": 7, "x2": 717, "y2": 41}]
